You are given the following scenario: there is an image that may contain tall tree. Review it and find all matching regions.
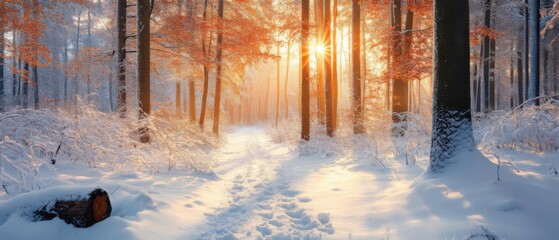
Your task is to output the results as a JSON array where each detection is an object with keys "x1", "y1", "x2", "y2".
[
  {"x1": 301, "y1": 0, "x2": 310, "y2": 141},
  {"x1": 524, "y1": 0, "x2": 530, "y2": 101},
  {"x1": 324, "y1": 0, "x2": 335, "y2": 137},
  {"x1": 0, "y1": 28, "x2": 4, "y2": 112},
  {"x1": 284, "y1": 38, "x2": 292, "y2": 120},
  {"x1": 315, "y1": 0, "x2": 325, "y2": 124},
  {"x1": 199, "y1": 0, "x2": 210, "y2": 129},
  {"x1": 137, "y1": 0, "x2": 151, "y2": 142},
  {"x1": 331, "y1": 0, "x2": 338, "y2": 127},
  {"x1": 352, "y1": 0, "x2": 364, "y2": 134},
  {"x1": 275, "y1": 44, "x2": 280, "y2": 127},
  {"x1": 391, "y1": 0, "x2": 409, "y2": 126},
  {"x1": 117, "y1": 0, "x2": 127, "y2": 117},
  {"x1": 189, "y1": 80, "x2": 196, "y2": 122},
  {"x1": 528, "y1": 0, "x2": 540, "y2": 105},
  {"x1": 212, "y1": 0, "x2": 224, "y2": 135},
  {"x1": 176, "y1": 80, "x2": 181, "y2": 113},
  {"x1": 430, "y1": 0, "x2": 474, "y2": 171},
  {"x1": 482, "y1": 0, "x2": 491, "y2": 112}
]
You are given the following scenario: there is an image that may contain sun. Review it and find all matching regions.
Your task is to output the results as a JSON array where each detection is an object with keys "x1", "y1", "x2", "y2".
[{"x1": 315, "y1": 44, "x2": 325, "y2": 54}]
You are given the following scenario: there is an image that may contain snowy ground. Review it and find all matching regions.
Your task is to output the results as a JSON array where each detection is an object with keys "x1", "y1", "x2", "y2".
[{"x1": 1, "y1": 126, "x2": 558, "y2": 239}]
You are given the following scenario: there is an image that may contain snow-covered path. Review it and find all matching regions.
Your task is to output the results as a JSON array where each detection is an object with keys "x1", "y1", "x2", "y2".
[{"x1": 186, "y1": 126, "x2": 335, "y2": 239}]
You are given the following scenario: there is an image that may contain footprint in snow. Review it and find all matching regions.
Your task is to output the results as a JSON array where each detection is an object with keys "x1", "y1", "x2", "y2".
[
  {"x1": 282, "y1": 189, "x2": 300, "y2": 197},
  {"x1": 256, "y1": 224, "x2": 272, "y2": 237}
]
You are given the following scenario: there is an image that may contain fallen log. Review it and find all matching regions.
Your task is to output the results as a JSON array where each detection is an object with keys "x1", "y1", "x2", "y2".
[{"x1": 34, "y1": 188, "x2": 112, "y2": 228}]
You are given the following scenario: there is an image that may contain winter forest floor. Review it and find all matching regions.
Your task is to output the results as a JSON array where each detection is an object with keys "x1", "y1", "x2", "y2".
[{"x1": 1, "y1": 126, "x2": 559, "y2": 240}]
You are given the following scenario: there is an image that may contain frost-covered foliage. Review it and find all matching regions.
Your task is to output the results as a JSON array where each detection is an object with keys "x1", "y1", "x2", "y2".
[
  {"x1": 268, "y1": 112, "x2": 432, "y2": 166},
  {"x1": 478, "y1": 102, "x2": 559, "y2": 154},
  {"x1": 0, "y1": 106, "x2": 218, "y2": 194}
]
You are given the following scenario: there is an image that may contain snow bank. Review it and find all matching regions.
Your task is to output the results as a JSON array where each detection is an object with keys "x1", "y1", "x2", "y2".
[
  {"x1": 0, "y1": 106, "x2": 219, "y2": 194},
  {"x1": 478, "y1": 102, "x2": 559, "y2": 153}
]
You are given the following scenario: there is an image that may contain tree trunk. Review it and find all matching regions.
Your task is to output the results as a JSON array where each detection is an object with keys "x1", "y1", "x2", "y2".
[
  {"x1": 524, "y1": 0, "x2": 530, "y2": 102},
  {"x1": 331, "y1": 0, "x2": 338, "y2": 127},
  {"x1": 489, "y1": 38, "x2": 496, "y2": 110},
  {"x1": 301, "y1": 0, "x2": 311, "y2": 140},
  {"x1": 199, "y1": 0, "x2": 210, "y2": 129},
  {"x1": 108, "y1": 65, "x2": 114, "y2": 111},
  {"x1": 176, "y1": 80, "x2": 181, "y2": 113},
  {"x1": 324, "y1": 0, "x2": 335, "y2": 137},
  {"x1": 86, "y1": 9, "x2": 92, "y2": 96},
  {"x1": 64, "y1": 37, "x2": 69, "y2": 105},
  {"x1": 117, "y1": 0, "x2": 127, "y2": 117},
  {"x1": 137, "y1": 0, "x2": 151, "y2": 143},
  {"x1": 212, "y1": 0, "x2": 224, "y2": 135},
  {"x1": 33, "y1": 64, "x2": 39, "y2": 109},
  {"x1": 391, "y1": 0, "x2": 409, "y2": 127},
  {"x1": 264, "y1": 75, "x2": 270, "y2": 120},
  {"x1": 352, "y1": 0, "x2": 364, "y2": 134},
  {"x1": 189, "y1": 80, "x2": 196, "y2": 122},
  {"x1": 528, "y1": 0, "x2": 540, "y2": 105},
  {"x1": 284, "y1": 40, "x2": 291, "y2": 120},
  {"x1": 517, "y1": 35, "x2": 524, "y2": 105},
  {"x1": 35, "y1": 189, "x2": 112, "y2": 228},
  {"x1": 75, "y1": 11, "x2": 81, "y2": 103},
  {"x1": 275, "y1": 44, "x2": 280, "y2": 127},
  {"x1": 430, "y1": 0, "x2": 474, "y2": 171},
  {"x1": 11, "y1": 32, "x2": 17, "y2": 101},
  {"x1": 23, "y1": 62, "x2": 29, "y2": 109},
  {"x1": 0, "y1": 30, "x2": 4, "y2": 112},
  {"x1": 316, "y1": 0, "x2": 325, "y2": 125},
  {"x1": 482, "y1": 0, "x2": 491, "y2": 112}
]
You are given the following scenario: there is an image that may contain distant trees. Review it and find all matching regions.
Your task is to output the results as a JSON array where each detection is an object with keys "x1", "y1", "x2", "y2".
[{"x1": 430, "y1": 0, "x2": 474, "y2": 171}]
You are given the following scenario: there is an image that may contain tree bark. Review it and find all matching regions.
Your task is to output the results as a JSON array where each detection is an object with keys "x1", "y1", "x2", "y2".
[
  {"x1": 189, "y1": 80, "x2": 196, "y2": 122},
  {"x1": 316, "y1": 0, "x2": 325, "y2": 125},
  {"x1": 75, "y1": 11, "x2": 81, "y2": 103},
  {"x1": 517, "y1": 34, "x2": 524, "y2": 105},
  {"x1": 199, "y1": 0, "x2": 210, "y2": 129},
  {"x1": 352, "y1": 0, "x2": 364, "y2": 134},
  {"x1": 0, "y1": 29, "x2": 4, "y2": 112},
  {"x1": 212, "y1": 0, "x2": 224, "y2": 135},
  {"x1": 64, "y1": 37, "x2": 69, "y2": 104},
  {"x1": 275, "y1": 44, "x2": 280, "y2": 127},
  {"x1": 301, "y1": 0, "x2": 311, "y2": 140},
  {"x1": 284, "y1": 40, "x2": 291, "y2": 120},
  {"x1": 430, "y1": 0, "x2": 474, "y2": 171},
  {"x1": 489, "y1": 38, "x2": 496, "y2": 110},
  {"x1": 33, "y1": 64, "x2": 39, "y2": 109},
  {"x1": 137, "y1": 0, "x2": 151, "y2": 143},
  {"x1": 176, "y1": 80, "x2": 181, "y2": 113},
  {"x1": 392, "y1": 0, "x2": 408, "y2": 126},
  {"x1": 528, "y1": 0, "x2": 540, "y2": 105},
  {"x1": 117, "y1": 0, "x2": 127, "y2": 117},
  {"x1": 482, "y1": 0, "x2": 491, "y2": 112},
  {"x1": 23, "y1": 62, "x2": 29, "y2": 109},
  {"x1": 524, "y1": 0, "x2": 530, "y2": 102},
  {"x1": 324, "y1": 0, "x2": 335, "y2": 137},
  {"x1": 331, "y1": 0, "x2": 339, "y2": 127}
]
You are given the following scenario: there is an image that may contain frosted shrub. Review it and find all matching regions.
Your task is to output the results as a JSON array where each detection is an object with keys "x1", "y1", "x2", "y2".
[
  {"x1": 0, "y1": 105, "x2": 218, "y2": 193},
  {"x1": 268, "y1": 110, "x2": 432, "y2": 167},
  {"x1": 479, "y1": 102, "x2": 559, "y2": 154}
]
